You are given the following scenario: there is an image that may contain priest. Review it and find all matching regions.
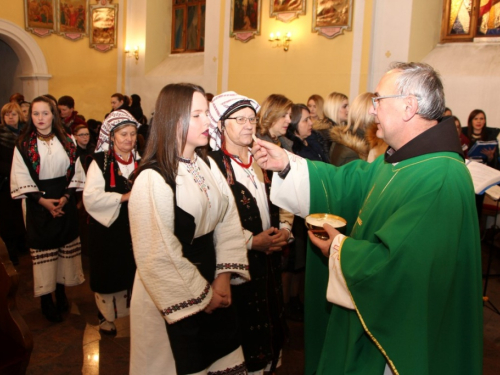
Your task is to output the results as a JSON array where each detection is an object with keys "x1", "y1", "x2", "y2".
[{"x1": 252, "y1": 62, "x2": 483, "y2": 375}]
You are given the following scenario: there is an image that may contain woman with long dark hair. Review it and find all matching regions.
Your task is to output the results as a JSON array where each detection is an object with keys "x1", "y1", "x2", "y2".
[
  {"x1": 463, "y1": 109, "x2": 500, "y2": 218},
  {"x1": 10, "y1": 96, "x2": 85, "y2": 322},
  {"x1": 128, "y1": 83, "x2": 250, "y2": 375},
  {"x1": 464, "y1": 109, "x2": 499, "y2": 168}
]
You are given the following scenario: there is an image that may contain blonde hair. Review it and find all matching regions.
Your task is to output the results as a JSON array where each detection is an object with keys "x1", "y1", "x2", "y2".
[
  {"x1": 257, "y1": 94, "x2": 293, "y2": 136},
  {"x1": 346, "y1": 92, "x2": 376, "y2": 134},
  {"x1": 307, "y1": 94, "x2": 325, "y2": 120},
  {"x1": 323, "y1": 92, "x2": 348, "y2": 125},
  {"x1": 1, "y1": 102, "x2": 23, "y2": 126}
]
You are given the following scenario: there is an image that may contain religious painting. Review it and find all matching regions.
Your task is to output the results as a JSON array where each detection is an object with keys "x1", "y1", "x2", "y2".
[
  {"x1": 89, "y1": 1, "x2": 118, "y2": 52},
  {"x1": 56, "y1": 0, "x2": 89, "y2": 40},
  {"x1": 171, "y1": 0, "x2": 206, "y2": 54},
  {"x1": 270, "y1": 0, "x2": 306, "y2": 23},
  {"x1": 24, "y1": 0, "x2": 57, "y2": 37},
  {"x1": 440, "y1": 0, "x2": 500, "y2": 43},
  {"x1": 312, "y1": 0, "x2": 353, "y2": 39},
  {"x1": 477, "y1": 0, "x2": 500, "y2": 36},
  {"x1": 230, "y1": 0, "x2": 262, "y2": 43}
]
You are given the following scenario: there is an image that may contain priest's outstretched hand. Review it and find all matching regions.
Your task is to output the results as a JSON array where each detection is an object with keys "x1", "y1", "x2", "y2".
[
  {"x1": 251, "y1": 137, "x2": 289, "y2": 172},
  {"x1": 308, "y1": 223, "x2": 340, "y2": 257}
]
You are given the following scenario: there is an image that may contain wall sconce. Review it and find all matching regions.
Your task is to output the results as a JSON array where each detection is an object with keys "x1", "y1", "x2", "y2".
[
  {"x1": 125, "y1": 45, "x2": 139, "y2": 60},
  {"x1": 268, "y1": 32, "x2": 292, "y2": 52}
]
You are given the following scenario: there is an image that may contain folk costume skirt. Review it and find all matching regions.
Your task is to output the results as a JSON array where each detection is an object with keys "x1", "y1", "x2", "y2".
[{"x1": 26, "y1": 176, "x2": 84, "y2": 296}]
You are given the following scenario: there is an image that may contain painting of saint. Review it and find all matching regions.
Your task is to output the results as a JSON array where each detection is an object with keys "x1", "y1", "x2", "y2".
[
  {"x1": 233, "y1": 0, "x2": 259, "y2": 32},
  {"x1": 59, "y1": 0, "x2": 87, "y2": 33},
  {"x1": 315, "y1": 0, "x2": 350, "y2": 27},
  {"x1": 272, "y1": 0, "x2": 304, "y2": 12},
  {"x1": 91, "y1": 7, "x2": 116, "y2": 45},
  {"x1": 26, "y1": 0, "x2": 55, "y2": 30}
]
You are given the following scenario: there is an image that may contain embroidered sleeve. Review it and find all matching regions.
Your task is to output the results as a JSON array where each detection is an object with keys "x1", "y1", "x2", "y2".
[
  {"x1": 10, "y1": 147, "x2": 39, "y2": 199},
  {"x1": 69, "y1": 157, "x2": 86, "y2": 191},
  {"x1": 327, "y1": 234, "x2": 354, "y2": 309}
]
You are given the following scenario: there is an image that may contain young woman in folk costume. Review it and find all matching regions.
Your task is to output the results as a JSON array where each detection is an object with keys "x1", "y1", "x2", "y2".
[
  {"x1": 128, "y1": 83, "x2": 250, "y2": 375},
  {"x1": 208, "y1": 92, "x2": 289, "y2": 374},
  {"x1": 10, "y1": 95, "x2": 86, "y2": 323},
  {"x1": 83, "y1": 110, "x2": 140, "y2": 334}
]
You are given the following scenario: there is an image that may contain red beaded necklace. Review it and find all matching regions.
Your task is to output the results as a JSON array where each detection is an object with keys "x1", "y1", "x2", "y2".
[
  {"x1": 114, "y1": 151, "x2": 135, "y2": 165},
  {"x1": 222, "y1": 148, "x2": 253, "y2": 169}
]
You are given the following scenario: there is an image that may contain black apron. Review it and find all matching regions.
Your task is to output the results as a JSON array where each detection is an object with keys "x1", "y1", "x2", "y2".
[
  {"x1": 209, "y1": 150, "x2": 286, "y2": 372},
  {"x1": 87, "y1": 153, "x2": 136, "y2": 294},
  {"x1": 25, "y1": 176, "x2": 79, "y2": 250}
]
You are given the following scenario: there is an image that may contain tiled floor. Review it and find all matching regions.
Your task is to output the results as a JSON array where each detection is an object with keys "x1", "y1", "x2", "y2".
[{"x1": 9, "y1": 241, "x2": 500, "y2": 375}]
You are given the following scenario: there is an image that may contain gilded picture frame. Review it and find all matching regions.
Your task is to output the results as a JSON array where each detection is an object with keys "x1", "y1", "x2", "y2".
[
  {"x1": 89, "y1": 1, "x2": 118, "y2": 52},
  {"x1": 270, "y1": 0, "x2": 306, "y2": 23},
  {"x1": 24, "y1": 0, "x2": 57, "y2": 37},
  {"x1": 56, "y1": 0, "x2": 89, "y2": 41},
  {"x1": 312, "y1": 0, "x2": 353, "y2": 39},
  {"x1": 230, "y1": 0, "x2": 262, "y2": 43}
]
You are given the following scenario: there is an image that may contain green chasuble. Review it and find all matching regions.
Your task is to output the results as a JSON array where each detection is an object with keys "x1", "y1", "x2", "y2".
[{"x1": 304, "y1": 152, "x2": 483, "y2": 375}]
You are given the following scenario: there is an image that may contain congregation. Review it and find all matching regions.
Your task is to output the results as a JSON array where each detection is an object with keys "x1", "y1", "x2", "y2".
[{"x1": 0, "y1": 62, "x2": 489, "y2": 374}]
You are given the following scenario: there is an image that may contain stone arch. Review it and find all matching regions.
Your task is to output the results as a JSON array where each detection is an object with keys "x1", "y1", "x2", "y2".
[{"x1": 0, "y1": 19, "x2": 51, "y2": 100}]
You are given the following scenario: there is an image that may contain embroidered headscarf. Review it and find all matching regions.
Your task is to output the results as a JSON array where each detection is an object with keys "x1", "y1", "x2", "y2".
[
  {"x1": 96, "y1": 109, "x2": 141, "y2": 187},
  {"x1": 208, "y1": 91, "x2": 260, "y2": 151},
  {"x1": 96, "y1": 110, "x2": 141, "y2": 153}
]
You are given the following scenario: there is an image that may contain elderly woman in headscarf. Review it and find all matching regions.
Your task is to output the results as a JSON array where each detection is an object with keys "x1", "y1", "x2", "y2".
[
  {"x1": 208, "y1": 92, "x2": 289, "y2": 374},
  {"x1": 83, "y1": 110, "x2": 140, "y2": 334}
]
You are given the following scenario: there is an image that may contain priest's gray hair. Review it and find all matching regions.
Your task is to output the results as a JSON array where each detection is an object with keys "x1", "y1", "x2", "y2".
[{"x1": 389, "y1": 62, "x2": 445, "y2": 121}]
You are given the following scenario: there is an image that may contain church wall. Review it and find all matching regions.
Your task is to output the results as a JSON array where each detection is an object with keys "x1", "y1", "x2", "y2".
[
  {"x1": 226, "y1": 0, "x2": 360, "y2": 105},
  {"x1": 1, "y1": 1, "x2": 122, "y2": 121},
  {"x1": 408, "y1": 0, "x2": 443, "y2": 63}
]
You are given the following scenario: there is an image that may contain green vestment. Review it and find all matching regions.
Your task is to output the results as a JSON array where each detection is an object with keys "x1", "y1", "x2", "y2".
[{"x1": 304, "y1": 152, "x2": 483, "y2": 375}]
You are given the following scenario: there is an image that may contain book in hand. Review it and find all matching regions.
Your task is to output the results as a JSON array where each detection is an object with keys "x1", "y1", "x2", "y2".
[
  {"x1": 467, "y1": 140, "x2": 497, "y2": 160},
  {"x1": 466, "y1": 159, "x2": 500, "y2": 195}
]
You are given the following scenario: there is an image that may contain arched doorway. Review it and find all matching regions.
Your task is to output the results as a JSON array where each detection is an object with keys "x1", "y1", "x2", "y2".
[{"x1": 0, "y1": 19, "x2": 51, "y2": 103}]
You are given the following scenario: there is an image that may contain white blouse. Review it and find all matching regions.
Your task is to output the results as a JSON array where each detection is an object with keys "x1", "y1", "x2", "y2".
[
  {"x1": 11, "y1": 137, "x2": 85, "y2": 199},
  {"x1": 129, "y1": 155, "x2": 250, "y2": 324},
  {"x1": 83, "y1": 155, "x2": 138, "y2": 228}
]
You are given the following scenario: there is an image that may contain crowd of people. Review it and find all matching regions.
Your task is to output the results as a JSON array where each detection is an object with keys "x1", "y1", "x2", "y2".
[{"x1": 0, "y1": 61, "x2": 487, "y2": 375}]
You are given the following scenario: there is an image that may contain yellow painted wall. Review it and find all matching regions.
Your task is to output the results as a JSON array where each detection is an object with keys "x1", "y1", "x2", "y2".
[
  {"x1": 1, "y1": 0, "x2": 121, "y2": 121},
  {"x1": 227, "y1": 0, "x2": 358, "y2": 105},
  {"x1": 359, "y1": 0, "x2": 374, "y2": 93},
  {"x1": 408, "y1": 0, "x2": 443, "y2": 62},
  {"x1": 145, "y1": 0, "x2": 170, "y2": 73}
]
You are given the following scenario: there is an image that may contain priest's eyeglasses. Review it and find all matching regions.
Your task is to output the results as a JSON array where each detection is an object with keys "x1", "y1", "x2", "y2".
[
  {"x1": 226, "y1": 116, "x2": 259, "y2": 125},
  {"x1": 372, "y1": 94, "x2": 410, "y2": 109}
]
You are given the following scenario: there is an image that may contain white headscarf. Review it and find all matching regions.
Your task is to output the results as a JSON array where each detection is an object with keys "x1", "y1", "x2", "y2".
[
  {"x1": 208, "y1": 91, "x2": 260, "y2": 151},
  {"x1": 96, "y1": 110, "x2": 141, "y2": 153}
]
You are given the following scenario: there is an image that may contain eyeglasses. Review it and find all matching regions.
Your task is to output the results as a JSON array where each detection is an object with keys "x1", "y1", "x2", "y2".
[
  {"x1": 226, "y1": 116, "x2": 259, "y2": 125},
  {"x1": 76, "y1": 133, "x2": 90, "y2": 137},
  {"x1": 371, "y1": 94, "x2": 411, "y2": 109}
]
